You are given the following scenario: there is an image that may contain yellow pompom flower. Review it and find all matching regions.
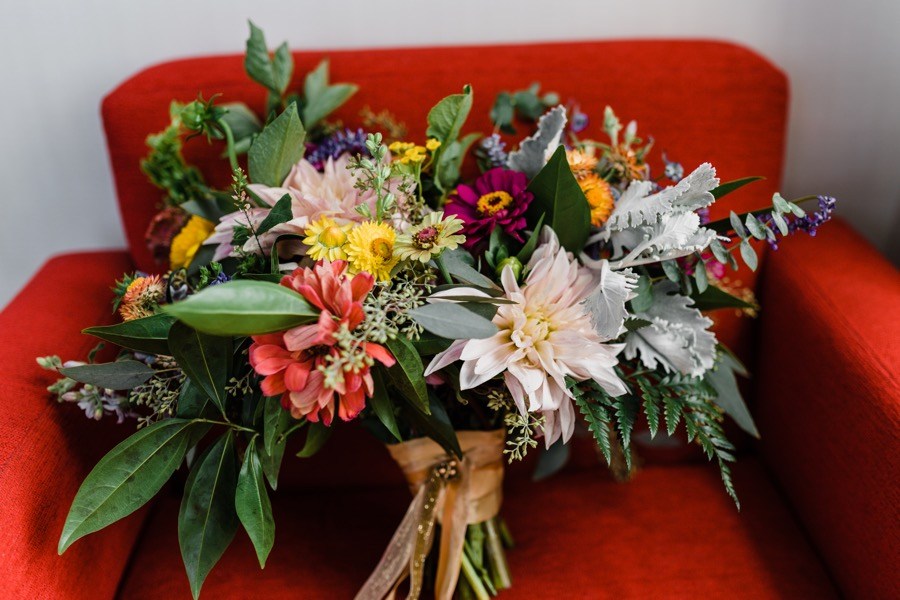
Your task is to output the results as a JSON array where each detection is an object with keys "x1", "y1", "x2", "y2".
[
  {"x1": 579, "y1": 174, "x2": 616, "y2": 227},
  {"x1": 425, "y1": 138, "x2": 442, "y2": 152},
  {"x1": 344, "y1": 221, "x2": 400, "y2": 281},
  {"x1": 169, "y1": 216, "x2": 214, "y2": 269},
  {"x1": 303, "y1": 216, "x2": 352, "y2": 261},
  {"x1": 388, "y1": 141, "x2": 428, "y2": 165}
]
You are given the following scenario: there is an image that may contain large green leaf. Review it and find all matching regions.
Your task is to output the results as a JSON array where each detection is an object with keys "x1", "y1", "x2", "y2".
[
  {"x1": 302, "y1": 60, "x2": 358, "y2": 128},
  {"x1": 263, "y1": 396, "x2": 293, "y2": 457},
  {"x1": 163, "y1": 280, "x2": 318, "y2": 336},
  {"x1": 296, "y1": 422, "x2": 332, "y2": 458},
  {"x1": 405, "y1": 393, "x2": 462, "y2": 457},
  {"x1": 179, "y1": 432, "x2": 240, "y2": 600},
  {"x1": 235, "y1": 442, "x2": 275, "y2": 568},
  {"x1": 711, "y1": 176, "x2": 764, "y2": 200},
  {"x1": 82, "y1": 314, "x2": 175, "y2": 355},
  {"x1": 407, "y1": 302, "x2": 497, "y2": 340},
  {"x1": 427, "y1": 85, "x2": 473, "y2": 144},
  {"x1": 384, "y1": 336, "x2": 429, "y2": 413},
  {"x1": 369, "y1": 368, "x2": 402, "y2": 442},
  {"x1": 176, "y1": 379, "x2": 216, "y2": 419},
  {"x1": 690, "y1": 285, "x2": 757, "y2": 311},
  {"x1": 58, "y1": 419, "x2": 197, "y2": 553},
  {"x1": 255, "y1": 194, "x2": 293, "y2": 235},
  {"x1": 59, "y1": 360, "x2": 154, "y2": 390},
  {"x1": 245, "y1": 21, "x2": 278, "y2": 93},
  {"x1": 525, "y1": 145, "x2": 591, "y2": 252},
  {"x1": 248, "y1": 103, "x2": 306, "y2": 186},
  {"x1": 435, "y1": 132, "x2": 480, "y2": 193},
  {"x1": 438, "y1": 248, "x2": 498, "y2": 289},
  {"x1": 168, "y1": 322, "x2": 231, "y2": 415}
]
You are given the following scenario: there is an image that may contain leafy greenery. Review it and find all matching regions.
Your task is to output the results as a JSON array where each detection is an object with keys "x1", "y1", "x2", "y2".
[
  {"x1": 525, "y1": 146, "x2": 591, "y2": 252},
  {"x1": 301, "y1": 60, "x2": 358, "y2": 130},
  {"x1": 235, "y1": 441, "x2": 275, "y2": 568},
  {"x1": 384, "y1": 336, "x2": 429, "y2": 413},
  {"x1": 59, "y1": 419, "x2": 199, "y2": 554},
  {"x1": 490, "y1": 83, "x2": 559, "y2": 134},
  {"x1": 245, "y1": 21, "x2": 294, "y2": 116},
  {"x1": 407, "y1": 302, "x2": 498, "y2": 339},
  {"x1": 168, "y1": 323, "x2": 232, "y2": 416},
  {"x1": 58, "y1": 360, "x2": 155, "y2": 390},
  {"x1": 162, "y1": 280, "x2": 318, "y2": 336},
  {"x1": 247, "y1": 103, "x2": 306, "y2": 187},
  {"x1": 427, "y1": 85, "x2": 474, "y2": 194}
]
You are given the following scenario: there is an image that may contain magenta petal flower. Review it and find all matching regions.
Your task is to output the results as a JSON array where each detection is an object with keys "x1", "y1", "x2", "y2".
[{"x1": 445, "y1": 168, "x2": 534, "y2": 250}]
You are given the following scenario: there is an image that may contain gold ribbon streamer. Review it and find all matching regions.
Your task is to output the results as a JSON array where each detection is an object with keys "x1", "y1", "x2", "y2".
[{"x1": 355, "y1": 430, "x2": 506, "y2": 600}]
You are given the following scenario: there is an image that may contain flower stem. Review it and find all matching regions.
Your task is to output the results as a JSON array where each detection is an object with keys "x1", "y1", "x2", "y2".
[
  {"x1": 218, "y1": 119, "x2": 240, "y2": 172},
  {"x1": 192, "y1": 418, "x2": 256, "y2": 434},
  {"x1": 484, "y1": 518, "x2": 512, "y2": 589},
  {"x1": 460, "y1": 551, "x2": 491, "y2": 600}
]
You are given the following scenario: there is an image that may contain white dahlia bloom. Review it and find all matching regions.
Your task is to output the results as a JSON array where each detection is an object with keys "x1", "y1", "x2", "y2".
[{"x1": 425, "y1": 228, "x2": 628, "y2": 447}]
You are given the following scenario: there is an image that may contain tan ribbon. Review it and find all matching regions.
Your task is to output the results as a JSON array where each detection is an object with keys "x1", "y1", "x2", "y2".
[{"x1": 355, "y1": 430, "x2": 505, "y2": 600}]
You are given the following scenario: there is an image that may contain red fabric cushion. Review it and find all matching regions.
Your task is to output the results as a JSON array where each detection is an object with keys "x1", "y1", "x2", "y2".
[
  {"x1": 755, "y1": 218, "x2": 900, "y2": 599},
  {"x1": 118, "y1": 458, "x2": 835, "y2": 599},
  {"x1": 0, "y1": 251, "x2": 149, "y2": 600}
]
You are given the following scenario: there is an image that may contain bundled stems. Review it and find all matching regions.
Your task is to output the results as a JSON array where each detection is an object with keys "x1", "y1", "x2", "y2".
[{"x1": 458, "y1": 517, "x2": 513, "y2": 599}]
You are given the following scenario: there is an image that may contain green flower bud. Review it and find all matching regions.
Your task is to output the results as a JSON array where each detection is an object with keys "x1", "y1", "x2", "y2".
[{"x1": 496, "y1": 256, "x2": 523, "y2": 280}]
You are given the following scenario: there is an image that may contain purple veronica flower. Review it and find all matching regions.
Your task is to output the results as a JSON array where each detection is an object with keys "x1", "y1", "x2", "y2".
[
  {"x1": 760, "y1": 195, "x2": 837, "y2": 250},
  {"x1": 306, "y1": 128, "x2": 370, "y2": 171},
  {"x1": 445, "y1": 168, "x2": 534, "y2": 250}
]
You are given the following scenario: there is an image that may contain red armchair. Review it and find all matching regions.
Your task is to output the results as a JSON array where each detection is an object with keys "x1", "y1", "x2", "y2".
[{"x1": 2, "y1": 41, "x2": 897, "y2": 599}]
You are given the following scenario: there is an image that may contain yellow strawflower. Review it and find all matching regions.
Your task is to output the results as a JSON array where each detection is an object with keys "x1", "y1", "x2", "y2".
[
  {"x1": 303, "y1": 216, "x2": 352, "y2": 261},
  {"x1": 344, "y1": 221, "x2": 400, "y2": 281},
  {"x1": 169, "y1": 216, "x2": 214, "y2": 269},
  {"x1": 579, "y1": 174, "x2": 616, "y2": 227}
]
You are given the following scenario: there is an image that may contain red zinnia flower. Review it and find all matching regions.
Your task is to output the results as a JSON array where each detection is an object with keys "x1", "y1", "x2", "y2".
[{"x1": 444, "y1": 168, "x2": 533, "y2": 250}]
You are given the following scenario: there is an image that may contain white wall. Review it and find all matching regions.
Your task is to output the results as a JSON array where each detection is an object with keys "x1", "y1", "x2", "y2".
[{"x1": 2, "y1": 0, "x2": 898, "y2": 308}]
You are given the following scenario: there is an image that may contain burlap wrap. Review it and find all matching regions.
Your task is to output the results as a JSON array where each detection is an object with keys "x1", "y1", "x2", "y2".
[{"x1": 355, "y1": 430, "x2": 505, "y2": 600}]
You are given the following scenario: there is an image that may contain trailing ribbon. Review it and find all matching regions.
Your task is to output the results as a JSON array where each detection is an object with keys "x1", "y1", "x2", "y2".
[{"x1": 355, "y1": 429, "x2": 506, "y2": 600}]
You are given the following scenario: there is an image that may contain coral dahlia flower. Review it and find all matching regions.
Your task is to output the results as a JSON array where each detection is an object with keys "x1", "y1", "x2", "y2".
[
  {"x1": 249, "y1": 260, "x2": 395, "y2": 425},
  {"x1": 425, "y1": 229, "x2": 627, "y2": 446}
]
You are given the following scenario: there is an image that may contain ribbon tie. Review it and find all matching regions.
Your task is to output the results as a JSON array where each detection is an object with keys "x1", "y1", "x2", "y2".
[{"x1": 355, "y1": 430, "x2": 506, "y2": 600}]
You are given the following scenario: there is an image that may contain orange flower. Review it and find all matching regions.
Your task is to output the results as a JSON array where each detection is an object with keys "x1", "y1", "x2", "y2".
[{"x1": 579, "y1": 174, "x2": 616, "y2": 227}]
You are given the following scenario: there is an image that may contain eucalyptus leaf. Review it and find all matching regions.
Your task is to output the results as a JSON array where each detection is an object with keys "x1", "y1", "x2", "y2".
[
  {"x1": 179, "y1": 432, "x2": 240, "y2": 600},
  {"x1": 59, "y1": 360, "x2": 154, "y2": 390},
  {"x1": 729, "y1": 211, "x2": 748, "y2": 239},
  {"x1": 438, "y1": 248, "x2": 498, "y2": 289},
  {"x1": 235, "y1": 442, "x2": 275, "y2": 568},
  {"x1": 168, "y1": 322, "x2": 231, "y2": 414},
  {"x1": 660, "y1": 259, "x2": 681, "y2": 283},
  {"x1": 525, "y1": 145, "x2": 590, "y2": 252},
  {"x1": 58, "y1": 419, "x2": 197, "y2": 554},
  {"x1": 708, "y1": 238, "x2": 730, "y2": 265},
  {"x1": 82, "y1": 314, "x2": 175, "y2": 356},
  {"x1": 248, "y1": 103, "x2": 306, "y2": 187},
  {"x1": 162, "y1": 280, "x2": 318, "y2": 336},
  {"x1": 739, "y1": 240, "x2": 758, "y2": 271},
  {"x1": 385, "y1": 336, "x2": 429, "y2": 412},
  {"x1": 745, "y1": 214, "x2": 768, "y2": 241},
  {"x1": 408, "y1": 302, "x2": 497, "y2": 340},
  {"x1": 694, "y1": 263, "x2": 709, "y2": 293}
]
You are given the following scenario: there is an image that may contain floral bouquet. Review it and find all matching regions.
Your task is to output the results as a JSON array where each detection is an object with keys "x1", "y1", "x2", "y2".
[{"x1": 42, "y1": 24, "x2": 835, "y2": 600}]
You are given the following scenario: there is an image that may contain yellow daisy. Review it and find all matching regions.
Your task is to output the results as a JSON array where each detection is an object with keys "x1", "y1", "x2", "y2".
[
  {"x1": 169, "y1": 216, "x2": 214, "y2": 269},
  {"x1": 303, "y1": 216, "x2": 352, "y2": 261},
  {"x1": 344, "y1": 221, "x2": 400, "y2": 281},
  {"x1": 395, "y1": 211, "x2": 466, "y2": 263},
  {"x1": 579, "y1": 174, "x2": 616, "y2": 227}
]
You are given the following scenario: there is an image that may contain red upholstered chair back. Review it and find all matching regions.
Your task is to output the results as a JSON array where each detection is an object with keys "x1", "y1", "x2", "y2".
[
  {"x1": 102, "y1": 40, "x2": 788, "y2": 274},
  {"x1": 101, "y1": 40, "x2": 789, "y2": 488}
]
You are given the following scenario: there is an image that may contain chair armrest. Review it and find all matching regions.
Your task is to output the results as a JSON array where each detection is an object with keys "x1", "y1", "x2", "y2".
[
  {"x1": 0, "y1": 250, "x2": 147, "y2": 600},
  {"x1": 754, "y1": 218, "x2": 900, "y2": 599}
]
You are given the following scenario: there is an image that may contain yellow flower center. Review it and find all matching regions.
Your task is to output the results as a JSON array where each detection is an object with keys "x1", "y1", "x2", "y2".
[
  {"x1": 370, "y1": 237, "x2": 394, "y2": 259},
  {"x1": 476, "y1": 191, "x2": 514, "y2": 216},
  {"x1": 319, "y1": 225, "x2": 348, "y2": 248}
]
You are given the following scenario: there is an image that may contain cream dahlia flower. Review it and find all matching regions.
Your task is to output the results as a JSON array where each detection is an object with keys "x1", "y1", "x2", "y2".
[{"x1": 425, "y1": 228, "x2": 628, "y2": 447}]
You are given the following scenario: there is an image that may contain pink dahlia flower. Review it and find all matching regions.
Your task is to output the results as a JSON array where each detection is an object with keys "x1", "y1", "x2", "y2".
[
  {"x1": 445, "y1": 168, "x2": 534, "y2": 250},
  {"x1": 425, "y1": 229, "x2": 627, "y2": 446},
  {"x1": 249, "y1": 260, "x2": 395, "y2": 425}
]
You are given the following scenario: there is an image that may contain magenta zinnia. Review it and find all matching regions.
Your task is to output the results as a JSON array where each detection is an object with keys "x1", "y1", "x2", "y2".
[{"x1": 445, "y1": 167, "x2": 533, "y2": 249}]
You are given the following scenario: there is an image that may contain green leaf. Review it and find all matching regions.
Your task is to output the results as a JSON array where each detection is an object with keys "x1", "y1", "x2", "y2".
[
  {"x1": 272, "y1": 43, "x2": 293, "y2": 95},
  {"x1": 302, "y1": 60, "x2": 357, "y2": 128},
  {"x1": 235, "y1": 442, "x2": 275, "y2": 568},
  {"x1": 711, "y1": 176, "x2": 764, "y2": 199},
  {"x1": 220, "y1": 102, "x2": 262, "y2": 141},
  {"x1": 426, "y1": 85, "x2": 473, "y2": 144},
  {"x1": 370, "y1": 368, "x2": 402, "y2": 442},
  {"x1": 296, "y1": 422, "x2": 332, "y2": 458},
  {"x1": 59, "y1": 419, "x2": 196, "y2": 554},
  {"x1": 163, "y1": 280, "x2": 318, "y2": 336},
  {"x1": 59, "y1": 360, "x2": 154, "y2": 390},
  {"x1": 745, "y1": 214, "x2": 768, "y2": 241},
  {"x1": 255, "y1": 194, "x2": 293, "y2": 235},
  {"x1": 624, "y1": 317, "x2": 652, "y2": 331},
  {"x1": 526, "y1": 145, "x2": 590, "y2": 252},
  {"x1": 405, "y1": 392, "x2": 462, "y2": 457},
  {"x1": 177, "y1": 379, "x2": 215, "y2": 419},
  {"x1": 739, "y1": 240, "x2": 758, "y2": 271},
  {"x1": 708, "y1": 238, "x2": 730, "y2": 265},
  {"x1": 438, "y1": 248, "x2": 498, "y2": 289},
  {"x1": 410, "y1": 331, "x2": 452, "y2": 356},
  {"x1": 691, "y1": 284, "x2": 757, "y2": 311},
  {"x1": 179, "y1": 432, "x2": 240, "y2": 600},
  {"x1": 572, "y1": 385, "x2": 612, "y2": 465},
  {"x1": 435, "y1": 132, "x2": 480, "y2": 193},
  {"x1": 771, "y1": 192, "x2": 791, "y2": 214},
  {"x1": 694, "y1": 262, "x2": 709, "y2": 293},
  {"x1": 257, "y1": 434, "x2": 287, "y2": 491},
  {"x1": 385, "y1": 336, "x2": 429, "y2": 413},
  {"x1": 168, "y1": 322, "x2": 231, "y2": 414},
  {"x1": 248, "y1": 103, "x2": 306, "y2": 186},
  {"x1": 83, "y1": 314, "x2": 175, "y2": 356},
  {"x1": 181, "y1": 194, "x2": 239, "y2": 223},
  {"x1": 263, "y1": 396, "x2": 292, "y2": 457},
  {"x1": 407, "y1": 302, "x2": 497, "y2": 340},
  {"x1": 706, "y1": 351, "x2": 759, "y2": 438},
  {"x1": 515, "y1": 213, "x2": 545, "y2": 264},
  {"x1": 532, "y1": 441, "x2": 570, "y2": 481},
  {"x1": 729, "y1": 211, "x2": 749, "y2": 239},
  {"x1": 244, "y1": 21, "x2": 278, "y2": 93},
  {"x1": 661, "y1": 259, "x2": 681, "y2": 283},
  {"x1": 630, "y1": 275, "x2": 653, "y2": 312}
]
